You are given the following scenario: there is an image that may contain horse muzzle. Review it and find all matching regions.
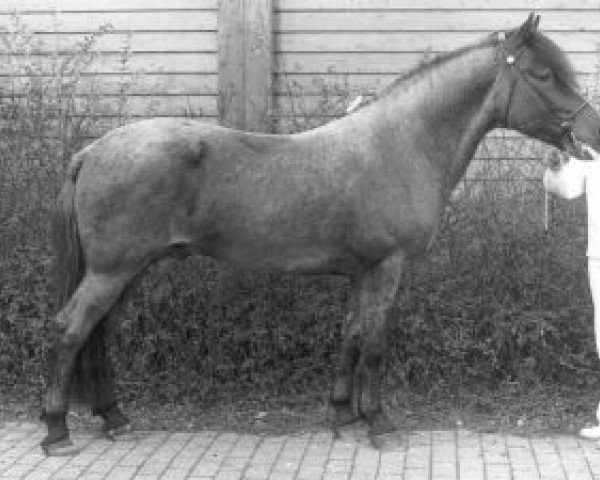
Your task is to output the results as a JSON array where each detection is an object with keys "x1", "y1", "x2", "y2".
[{"x1": 565, "y1": 104, "x2": 600, "y2": 160}]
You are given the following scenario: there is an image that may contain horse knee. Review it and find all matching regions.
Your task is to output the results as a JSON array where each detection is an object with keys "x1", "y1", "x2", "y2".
[
  {"x1": 46, "y1": 312, "x2": 70, "y2": 353},
  {"x1": 54, "y1": 314, "x2": 86, "y2": 350},
  {"x1": 61, "y1": 330, "x2": 86, "y2": 354},
  {"x1": 49, "y1": 307, "x2": 69, "y2": 334}
]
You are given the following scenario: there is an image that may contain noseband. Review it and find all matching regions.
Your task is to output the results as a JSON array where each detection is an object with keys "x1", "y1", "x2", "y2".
[{"x1": 496, "y1": 31, "x2": 590, "y2": 144}]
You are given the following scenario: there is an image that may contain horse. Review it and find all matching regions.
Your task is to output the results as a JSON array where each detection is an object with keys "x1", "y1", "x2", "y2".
[{"x1": 41, "y1": 13, "x2": 600, "y2": 454}]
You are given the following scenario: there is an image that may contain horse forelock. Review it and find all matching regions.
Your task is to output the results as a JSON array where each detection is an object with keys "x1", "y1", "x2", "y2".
[{"x1": 527, "y1": 31, "x2": 579, "y2": 91}]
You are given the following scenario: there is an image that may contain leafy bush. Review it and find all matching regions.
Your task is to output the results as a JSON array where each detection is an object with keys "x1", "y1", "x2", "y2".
[
  {"x1": 0, "y1": 16, "x2": 122, "y2": 250},
  {"x1": 0, "y1": 16, "x2": 131, "y2": 383}
]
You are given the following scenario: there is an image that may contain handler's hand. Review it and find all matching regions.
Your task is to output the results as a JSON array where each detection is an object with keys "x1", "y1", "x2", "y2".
[
  {"x1": 543, "y1": 149, "x2": 569, "y2": 171},
  {"x1": 581, "y1": 143, "x2": 600, "y2": 162}
]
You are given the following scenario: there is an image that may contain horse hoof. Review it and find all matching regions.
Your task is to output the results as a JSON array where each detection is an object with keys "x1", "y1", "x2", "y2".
[
  {"x1": 103, "y1": 422, "x2": 133, "y2": 441},
  {"x1": 369, "y1": 431, "x2": 404, "y2": 451},
  {"x1": 367, "y1": 409, "x2": 396, "y2": 437},
  {"x1": 367, "y1": 411, "x2": 401, "y2": 450},
  {"x1": 331, "y1": 402, "x2": 360, "y2": 428},
  {"x1": 41, "y1": 437, "x2": 82, "y2": 456}
]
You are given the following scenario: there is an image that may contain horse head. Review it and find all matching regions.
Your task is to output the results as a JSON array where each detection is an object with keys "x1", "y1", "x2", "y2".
[{"x1": 495, "y1": 13, "x2": 600, "y2": 157}]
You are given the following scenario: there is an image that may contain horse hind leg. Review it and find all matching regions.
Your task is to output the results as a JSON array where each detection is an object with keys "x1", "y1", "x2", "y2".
[
  {"x1": 42, "y1": 269, "x2": 134, "y2": 455},
  {"x1": 78, "y1": 321, "x2": 131, "y2": 437}
]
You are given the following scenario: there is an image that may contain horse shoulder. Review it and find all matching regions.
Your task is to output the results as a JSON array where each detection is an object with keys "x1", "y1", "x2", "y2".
[{"x1": 347, "y1": 150, "x2": 443, "y2": 258}]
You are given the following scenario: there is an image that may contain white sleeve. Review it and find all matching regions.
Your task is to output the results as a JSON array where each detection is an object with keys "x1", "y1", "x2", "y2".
[{"x1": 543, "y1": 158, "x2": 586, "y2": 200}]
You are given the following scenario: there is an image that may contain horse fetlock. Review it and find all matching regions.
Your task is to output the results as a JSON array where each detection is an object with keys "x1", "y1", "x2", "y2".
[
  {"x1": 356, "y1": 367, "x2": 384, "y2": 422},
  {"x1": 330, "y1": 373, "x2": 352, "y2": 403},
  {"x1": 330, "y1": 398, "x2": 359, "y2": 428},
  {"x1": 41, "y1": 409, "x2": 67, "y2": 428},
  {"x1": 41, "y1": 410, "x2": 70, "y2": 450},
  {"x1": 95, "y1": 403, "x2": 131, "y2": 434},
  {"x1": 359, "y1": 391, "x2": 382, "y2": 421}
]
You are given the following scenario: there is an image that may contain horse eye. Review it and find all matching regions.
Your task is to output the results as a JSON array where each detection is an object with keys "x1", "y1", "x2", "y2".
[{"x1": 532, "y1": 69, "x2": 552, "y2": 81}]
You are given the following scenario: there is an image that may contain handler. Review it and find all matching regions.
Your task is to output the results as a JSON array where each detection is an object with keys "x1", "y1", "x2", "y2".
[{"x1": 543, "y1": 144, "x2": 600, "y2": 438}]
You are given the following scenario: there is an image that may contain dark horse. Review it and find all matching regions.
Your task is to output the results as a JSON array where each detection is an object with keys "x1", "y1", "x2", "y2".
[{"x1": 42, "y1": 14, "x2": 600, "y2": 454}]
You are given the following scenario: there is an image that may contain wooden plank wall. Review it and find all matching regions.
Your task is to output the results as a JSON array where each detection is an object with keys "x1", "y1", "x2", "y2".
[{"x1": 0, "y1": 0, "x2": 218, "y2": 129}]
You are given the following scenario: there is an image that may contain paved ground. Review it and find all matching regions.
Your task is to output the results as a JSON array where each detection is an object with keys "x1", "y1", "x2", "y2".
[{"x1": 3, "y1": 422, "x2": 600, "y2": 479}]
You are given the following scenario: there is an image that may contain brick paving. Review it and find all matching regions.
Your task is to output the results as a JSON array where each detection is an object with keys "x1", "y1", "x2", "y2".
[{"x1": 3, "y1": 421, "x2": 600, "y2": 479}]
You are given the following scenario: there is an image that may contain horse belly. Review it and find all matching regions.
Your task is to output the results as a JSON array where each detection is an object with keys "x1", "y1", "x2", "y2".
[
  {"x1": 181, "y1": 199, "x2": 352, "y2": 273},
  {"x1": 173, "y1": 214, "x2": 358, "y2": 273},
  {"x1": 214, "y1": 241, "x2": 359, "y2": 274},
  {"x1": 178, "y1": 174, "x2": 355, "y2": 272}
]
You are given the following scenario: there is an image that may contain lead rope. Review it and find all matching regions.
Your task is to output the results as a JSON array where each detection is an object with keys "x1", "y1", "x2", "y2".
[
  {"x1": 544, "y1": 189, "x2": 550, "y2": 232},
  {"x1": 540, "y1": 188, "x2": 549, "y2": 310}
]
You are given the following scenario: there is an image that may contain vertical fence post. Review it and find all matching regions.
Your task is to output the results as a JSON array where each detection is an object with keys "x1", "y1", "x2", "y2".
[{"x1": 218, "y1": 0, "x2": 273, "y2": 132}]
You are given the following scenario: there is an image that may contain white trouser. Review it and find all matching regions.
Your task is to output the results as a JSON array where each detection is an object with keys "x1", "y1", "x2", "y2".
[
  {"x1": 589, "y1": 258, "x2": 600, "y2": 357},
  {"x1": 580, "y1": 258, "x2": 600, "y2": 437}
]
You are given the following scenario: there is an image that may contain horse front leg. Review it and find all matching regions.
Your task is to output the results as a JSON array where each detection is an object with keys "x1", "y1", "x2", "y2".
[
  {"x1": 330, "y1": 279, "x2": 361, "y2": 430},
  {"x1": 355, "y1": 252, "x2": 406, "y2": 441}
]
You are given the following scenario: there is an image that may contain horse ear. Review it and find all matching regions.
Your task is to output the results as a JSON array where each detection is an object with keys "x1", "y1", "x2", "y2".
[{"x1": 518, "y1": 12, "x2": 540, "y2": 41}]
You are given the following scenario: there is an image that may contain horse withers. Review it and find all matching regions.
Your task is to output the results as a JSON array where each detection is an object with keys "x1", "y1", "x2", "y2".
[{"x1": 41, "y1": 13, "x2": 600, "y2": 454}]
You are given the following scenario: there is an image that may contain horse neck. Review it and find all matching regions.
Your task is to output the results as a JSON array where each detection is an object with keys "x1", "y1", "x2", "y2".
[{"x1": 371, "y1": 43, "x2": 500, "y2": 198}]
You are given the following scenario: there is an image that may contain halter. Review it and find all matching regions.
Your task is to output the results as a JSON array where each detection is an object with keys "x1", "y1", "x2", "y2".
[{"x1": 496, "y1": 31, "x2": 590, "y2": 146}]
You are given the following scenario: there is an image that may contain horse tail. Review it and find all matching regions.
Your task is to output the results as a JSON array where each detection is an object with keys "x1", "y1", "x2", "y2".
[
  {"x1": 51, "y1": 152, "x2": 110, "y2": 407},
  {"x1": 52, "y1": 152, "x2": 85, "y2": 307}
]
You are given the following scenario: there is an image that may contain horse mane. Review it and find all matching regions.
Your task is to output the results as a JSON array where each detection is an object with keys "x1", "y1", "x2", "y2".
[{"x1": 377, "y1": 37, "x2": 496, "y2": 99}]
